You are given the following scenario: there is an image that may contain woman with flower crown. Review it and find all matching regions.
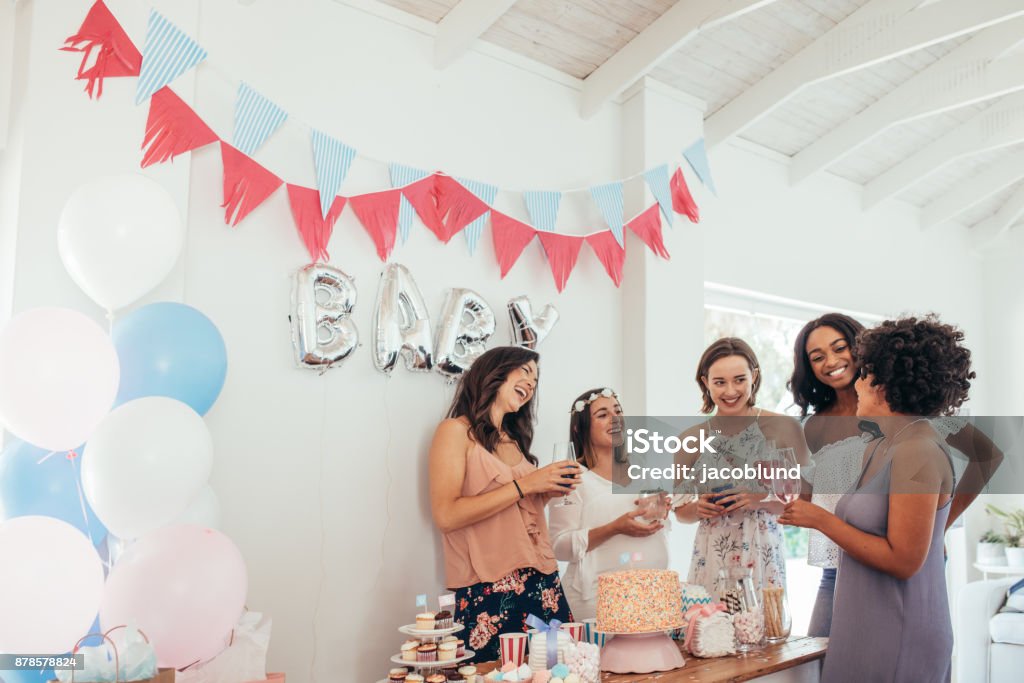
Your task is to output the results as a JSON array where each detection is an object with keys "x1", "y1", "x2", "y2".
[{"x1": 548, "y1": 387, "x2": 675, "y2": 620}]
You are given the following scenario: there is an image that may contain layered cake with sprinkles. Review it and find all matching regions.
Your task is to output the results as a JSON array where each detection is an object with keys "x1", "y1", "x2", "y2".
[{"x1": 596, "y1": 569, "x2": 683, "y2": 633}]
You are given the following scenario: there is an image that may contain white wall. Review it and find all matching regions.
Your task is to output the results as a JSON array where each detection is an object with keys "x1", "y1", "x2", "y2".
[{"x1": 3, "y1": 0, "x2": 1020, "y2": 681}]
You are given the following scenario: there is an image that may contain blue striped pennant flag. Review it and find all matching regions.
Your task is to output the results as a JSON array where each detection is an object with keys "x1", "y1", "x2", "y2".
[
  {"x1": 311, "y1": 129, "x2": 357, "y2": 218},
  {"x1": 457, "y1": 178, "x2": 498, "y2": 255},
  {"x1": 683, "y1": 138, "x2": 717, "y2": 196},
  {"x1": 590, "y1": 181, "x2": 625, "y2": 247},
  {"x1": 135, "y1": 10, "x2": 207, "y2": 104},
  {"x1": 390, "y1": 164, "x2": 431, "y2": 243},
  {"x1": 524, "y1": 190, "x2": 561, "y2": 232},
  {"x1": 233, "y1": 82, "x2": 288, "y2": 156},
  {"x1": 644, "y1": 164, "x2": 674, "y2": 228}
]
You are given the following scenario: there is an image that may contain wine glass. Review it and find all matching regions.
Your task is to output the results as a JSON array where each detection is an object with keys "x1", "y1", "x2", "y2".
[
  {"x1": 551, "y1": 441, "x2": 577, "y2": 507},
  {"x1": 760, "y1": 441, "x2": 784, "y2": 504},
  {"x1": 774, "y1": 447, "x2": 800, "y2": 503}
]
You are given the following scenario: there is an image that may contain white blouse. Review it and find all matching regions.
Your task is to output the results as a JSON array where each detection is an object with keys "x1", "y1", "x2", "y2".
[{"x1": 548, "y1": 468, "x2": 672, "y2": 620}]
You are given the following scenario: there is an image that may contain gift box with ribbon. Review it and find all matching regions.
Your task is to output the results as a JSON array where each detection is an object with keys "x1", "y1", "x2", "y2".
[{"x1": 525, "y1": 614, "x2": 573, "y2": 672}]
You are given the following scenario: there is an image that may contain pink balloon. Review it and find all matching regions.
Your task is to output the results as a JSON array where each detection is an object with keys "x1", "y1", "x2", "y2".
[
  {"x1": 0, "y1": 308, "x2": 119, "y2": 451},
  {"x1": 100, "y1": 524, "x2": 247, "y2": 668},
  {"x1": 0, "y1": 516, "x2": 105, "y2": 653}
]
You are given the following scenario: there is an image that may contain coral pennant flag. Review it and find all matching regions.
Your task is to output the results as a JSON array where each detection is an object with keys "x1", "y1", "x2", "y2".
[
  {"x1": 349, "y1": 190, "x2": 401, "y2": 262},
  {"x1": 586, "y1": 231, "x2": 626, "y2": 287},
  {"x1": 670, "y1": 167, "x2": 700, "y2": 224},
  {"x1": 141, "y1": 87, "x2": 219, "y2": 168},
  {"x1": 627, "y1": 205, "x2": 670, "y2": 260},
  {"x1": 61, "y1": 0, "x2": 142, "y2": 99},
  {"x1": 287, "y1": 185, "x2": 346, "y2": 264},
  {"x1": 401, "y1": 174, "x2": 444, "y2": 241},
  {"x1": 220, "y1": 142, "x2": 283, "y2": 227},
  {"x1": 491, "y1": 212, "x2": 536, "y2": 278},
  {"x1": 436, "y1": 175, "x2": 490, "y2": 242},
  {"x1": 537, "y1": 233, "x2": 584, "y2": 293}
]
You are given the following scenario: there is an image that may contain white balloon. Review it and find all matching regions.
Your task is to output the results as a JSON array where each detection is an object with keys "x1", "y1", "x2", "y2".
[
  {"x1": 82, "y1": 397, "x2": 213, "y2": 540},
  {"x1": 0, "y1": 516, "x2": 104, "y2": 653},
  {"x1": 0, "y1": 307, "x2": 119, "y2": 451},
  {"x1": 171, "y1": 485, "x2": 222, "y2": 529},
  {"x1": 58, "y1": 174, "x2": 183, "y2": 312}
]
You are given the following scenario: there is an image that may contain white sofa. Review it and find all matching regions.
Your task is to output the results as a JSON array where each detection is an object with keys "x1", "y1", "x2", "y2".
[{"x1": 957, "y1": 578, "x2": 1024, "y2": 683}]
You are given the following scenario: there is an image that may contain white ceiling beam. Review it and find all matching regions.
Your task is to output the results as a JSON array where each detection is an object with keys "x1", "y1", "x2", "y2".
[
  {"x1": 863, "y1": 91, "x2": 1024, "y2": 209},
  {"x1": 921, "y1": 155, "x2": 1024, "y2": 229},
  {"x1": 705, "y1": 0, "x2": 1024, "y2": 148},
  {"x1": 971, "y1": 182, "x2": 1024, "y2": 249},
  {"x1": 790, "y1": 20, "x2": 1024, "y2": 185},
  {"x1": 433, "y1": 0, "x2": 518, "y2": 69},
  {"x1": 579, "y1": 0, "x2": 778, "y2": 118}
]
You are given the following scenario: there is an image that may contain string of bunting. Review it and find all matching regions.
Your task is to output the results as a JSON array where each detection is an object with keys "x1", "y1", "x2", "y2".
[{"x1": 61, "y1": 1, "x2": 716, "y2": 293}]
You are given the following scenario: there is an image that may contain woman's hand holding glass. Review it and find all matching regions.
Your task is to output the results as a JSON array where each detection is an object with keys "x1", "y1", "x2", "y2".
[
  {"x1": 520, "y1": 459, "x2": 581, "y2": 497},
  {"x1": 614, "y1": 508, "x2": 664, "y2": 537}
]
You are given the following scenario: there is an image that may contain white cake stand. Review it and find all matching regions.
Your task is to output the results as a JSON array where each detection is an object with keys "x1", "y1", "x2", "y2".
[
  {"x1": 398, "y1": 623, "x2": 465, "y2": 640},
  {"x1": 388, "y1": 650, "x2": 476, "y2": 671},
  {"x1": 598, "y1": 628, "x2": 684, "y2": 674}
]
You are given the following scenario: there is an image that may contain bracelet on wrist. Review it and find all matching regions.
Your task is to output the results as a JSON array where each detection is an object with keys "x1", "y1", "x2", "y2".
[{"x1": 513, "y1": 479, "x2": 525, "y2": 499}]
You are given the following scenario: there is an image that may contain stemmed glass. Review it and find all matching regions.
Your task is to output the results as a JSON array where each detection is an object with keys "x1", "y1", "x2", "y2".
[
  {"x1": 774, "y1": 447, "x2": 800, "y2": 503},
  {"x1": 551, "y1": 442, "x2": 577, "y2": 507},
  {"x1": 760, "y1": 441, "x2": 784, "y2": 503}
]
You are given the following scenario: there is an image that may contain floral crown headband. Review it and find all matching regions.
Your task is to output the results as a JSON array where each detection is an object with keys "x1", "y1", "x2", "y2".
[{"x1": 571, "y1": 388, "x2": 619, "y2": 414}]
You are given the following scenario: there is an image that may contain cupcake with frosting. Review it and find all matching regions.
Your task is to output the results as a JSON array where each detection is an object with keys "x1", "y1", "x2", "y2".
[
  {"x1": 416, "y1": 643, "x2": 437, "y2": 662},
  {"x1": 416, "y1": 612, "x2": 436, "y2": 630},
  {"x1": 435, "y1": 610, "x2": 454, "y2": 629}
]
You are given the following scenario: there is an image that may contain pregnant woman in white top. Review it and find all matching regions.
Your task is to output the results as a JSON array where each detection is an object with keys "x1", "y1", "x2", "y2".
[{"x1": 548, "y1": 387, "x2": 673, "y2": 620}]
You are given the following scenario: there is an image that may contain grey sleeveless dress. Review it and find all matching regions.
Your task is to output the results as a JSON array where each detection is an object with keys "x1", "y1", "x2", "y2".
[{"x1": 821, "y1": 457, "x2": 953, "y2": 683}]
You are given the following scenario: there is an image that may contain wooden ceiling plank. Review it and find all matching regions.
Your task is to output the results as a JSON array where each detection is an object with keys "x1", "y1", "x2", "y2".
[
  {"x1": 863, "y1": 91, "x2": 1024, "y2": 207},
  {"x1": 705, "y1": 0, "x2": 1024, "y2": 148},
  {"x1": 579, "y1": 0, "x2": 779, "y2": 118},
  {"x1": 921, "y1": 153, "x2": 1024, "y2": 228},
  {"x1": 434, "y1": 0, "x2": 519, "y2": 68},
  {"x1": 788, "y1": 18, "x2": 1024, "y2": 184}
]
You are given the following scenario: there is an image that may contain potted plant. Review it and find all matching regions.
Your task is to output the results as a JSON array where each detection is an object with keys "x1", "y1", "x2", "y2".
[
  {"x1": 986, "y1": 505, "x2": 1024, "y2": 567},
  {"x1": 977, "y1": 530, "x2": 1008, "y2": 566}
]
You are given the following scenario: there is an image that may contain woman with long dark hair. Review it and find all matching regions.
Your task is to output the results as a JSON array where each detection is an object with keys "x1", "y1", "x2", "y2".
[
  {"x1": 429, "y1": 346, "x2": 578, "y2": 662},
  {"x1": 780, "y1": 316, "x2": 972, "y2": 682}
]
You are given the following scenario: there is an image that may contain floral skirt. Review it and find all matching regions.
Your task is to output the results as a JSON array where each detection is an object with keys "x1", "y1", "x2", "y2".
[{"x1": 453, "y1": 566, "x2": 573, "y2": 663}]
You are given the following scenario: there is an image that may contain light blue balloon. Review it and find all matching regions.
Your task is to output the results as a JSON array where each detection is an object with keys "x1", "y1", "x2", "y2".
[
  {"x1": 0, "y1": 667, "x2": 56, "y2": 683},
  {"x1": 112, "y1": 302, "x2": 227, "y2": 415},
  {"x1": 0, "y1": 439, "x2": 107, "y2": 543}
]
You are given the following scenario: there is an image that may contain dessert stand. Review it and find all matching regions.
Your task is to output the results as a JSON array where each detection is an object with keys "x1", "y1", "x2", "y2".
[{"x1": 387, "y1": 623, "x2": 476, "y2": 678}]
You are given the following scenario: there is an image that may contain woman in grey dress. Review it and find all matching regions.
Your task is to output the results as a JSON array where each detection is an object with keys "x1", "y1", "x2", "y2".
[{"x1": 779, "y1": 315, "x2": 974, "y2": 683}]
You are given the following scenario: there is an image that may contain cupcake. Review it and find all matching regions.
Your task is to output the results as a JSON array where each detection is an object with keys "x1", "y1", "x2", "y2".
[
  {"x1": 401, "y1": 641, "x2": 419, "y2": 662},
  {"x1": 457, "y1": 666, "x2": 477, "y2": 678},
  {"x1": 426, "y1": 676, "x2": 446, "y2": 683},
  {"x1": 455, "y1": 639, "x2": 465, "y2": 657},
  {"x1": 388, "y1": 669, "x2": 408, "y2": 682},
  {"x1": 438, "y1": 641, "x2": 458, "y2": 661},
  {"x1": 416, "y1": 612, "x2": 436, "y2": 630},
  {"x1": 434, "y1": 610, "x2": 453, "y2": 629},
  {"x1": 416, "y1": 643, "x2": 437, "y2": 662},
  {"x1": 406, "y1": 675, "x2": 424, "y2": 683},
  {"x1": 444, "y1": 672, "x2": 465, "y2": 682},
  {"x1": 441, "y1": 635, "x2": 458, "y2": 644}
]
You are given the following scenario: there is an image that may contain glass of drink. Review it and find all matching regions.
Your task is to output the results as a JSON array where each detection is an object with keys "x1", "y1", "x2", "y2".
[{"x1": 551, "y1": 442, "x2": 577, "y2": 507}]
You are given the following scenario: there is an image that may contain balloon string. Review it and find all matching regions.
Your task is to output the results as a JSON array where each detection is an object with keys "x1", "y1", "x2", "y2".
[
  {"x1": 373, "y1": 377, "x2": 394, "y2": 596},
  {"x1": 67, "y1": 451, "x2": 96, "y2": 547},
  {"x1": 309, "y1": 375, "x2": 329, "y2": 683}
]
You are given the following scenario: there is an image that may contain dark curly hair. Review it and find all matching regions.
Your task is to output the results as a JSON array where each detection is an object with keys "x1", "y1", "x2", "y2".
[
  {"x1": 788, "y1": 313, "x2": 865, "y2": 416},
  {"x1": 447, "y1": 346, "x2": 540, "y2": 464},
  {"x1": 855, "y1": 315, "x2": 974, "y2": 416}
]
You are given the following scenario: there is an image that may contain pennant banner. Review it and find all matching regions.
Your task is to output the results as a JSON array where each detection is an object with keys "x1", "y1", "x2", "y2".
[
  {"x1": 457, "y1": 178, "x2": 499, "y2": 255},
  {"x1": 61, "y1": 0, "x2": 142, "y2": 99},
  {"x1": 402, "y1": 174, "x2": 444, "y2": 242},
  {"x1": 349, "y1": 189, "x2": 401, "y2": 262},
  {"x1": 287, "y1": 184, "x2": 346, "y2": 264},
  {"x1": 644, "y1": 165, "x2": 674, "y2": 228},
  {"x1": 589, "y1": 181, "x2": 625, "y2": 247},
  {"x1": 389, "y1": 164, "x2": 430, "y2": 244},
  {"x1": 683, "y1": 138, "x2": 717, "y2": 196},
  {"x1": 436, "y1": 176, "x2": 491, "y2": 245},
  {"x1": 311, "y1": 129, "x2": 357, "y2": 218},
  {"x1": 586, "y1": 231, "x2": 626, "y2": 287},
  {"x1": 234, "y1": 82, "x2": 288, "y2": 155},
  {"x1": 537, "y1": 233, "x2": 584, "y2": 293},
  {"x1": 220, "y1": 141, "x2": 284, "y2": 227},
  {"x1": 670, "y1": 168, "x2": 700, "y2": 224},
  {"x1": 141, "y1": 86, "x2": 219, "y2": 168},
  {"x1": 491, "y1": 212, "x2": 536, "y2": 278},
  {"x1": 524, "y1": 190, "x2": 561, "y2": 232},
  {"x1": 627, "y1": 205, "x2": 670, "y2": 260},
  {"x1": 135, "y1": 9, "x2": 207, "y2": 104}
]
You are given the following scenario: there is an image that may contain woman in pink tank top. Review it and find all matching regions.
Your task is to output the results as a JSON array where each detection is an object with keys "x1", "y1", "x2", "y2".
[{"x1": 429, "y1": 346, "x2": 580, "y2": 663}]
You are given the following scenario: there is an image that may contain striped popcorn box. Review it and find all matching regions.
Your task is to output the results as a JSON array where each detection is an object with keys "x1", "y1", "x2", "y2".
[
  {"x1": 499, "y1": 632, "x2": 528, "y2": 668},
  {"x1": 560, "y1": 622, "x2": 584, "y2": 642}
]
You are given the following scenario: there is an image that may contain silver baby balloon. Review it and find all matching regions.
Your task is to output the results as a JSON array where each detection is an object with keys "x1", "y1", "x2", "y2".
[
  {"x1": 434, "y1": 288, "x2": 495, "y2": 382},
  {"x1": 290, "y1": 264, "x2": 359, "y2": 371},
  {"x1": 507, "y1": 295, "x2": 559, "y2": 349},
  {"x1": 372, "y1": 263, "x2": 433, "y2": 374}
]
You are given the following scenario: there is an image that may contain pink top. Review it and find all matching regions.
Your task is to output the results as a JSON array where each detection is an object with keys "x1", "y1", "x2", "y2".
[{"x1": 442, "y1": 442, "x2": 557, "y2": 588}]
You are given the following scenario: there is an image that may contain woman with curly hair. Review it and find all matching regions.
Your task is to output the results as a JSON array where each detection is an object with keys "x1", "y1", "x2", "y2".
[
  {"x1": 780, "y1": 315, "x2": 973, "y2": 682},
  {"x1": 429, "y1": 346, "x2": 579, "y2": 662}
]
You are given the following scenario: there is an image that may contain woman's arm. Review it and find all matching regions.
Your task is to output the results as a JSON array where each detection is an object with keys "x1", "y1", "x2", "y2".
[
  {"x1": 944, "y1": 421, "x2": 1004, "y2": 529},
  {"x1": 429, "y1": 418, "x2": 581, "y2": 534}
]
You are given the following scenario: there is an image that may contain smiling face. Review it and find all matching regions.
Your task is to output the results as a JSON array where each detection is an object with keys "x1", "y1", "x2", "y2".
[
  {"x1": 496, "y1": 359, "x2": 538, "y2": 414},
  {"x1": 702, "y1": 354, "x2": 758, "y2": 416},
  {"x1": 588, "y1": 396, "x2": 624, "y2": 450},
  {"x1": 806, "y1": 325, "x2": 856, "y2": 391}
]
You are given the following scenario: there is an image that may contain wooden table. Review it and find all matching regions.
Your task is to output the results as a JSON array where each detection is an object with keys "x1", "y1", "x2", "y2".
[{"x1": 477, "y1": 636, "x2": 827, "y2": 683}]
